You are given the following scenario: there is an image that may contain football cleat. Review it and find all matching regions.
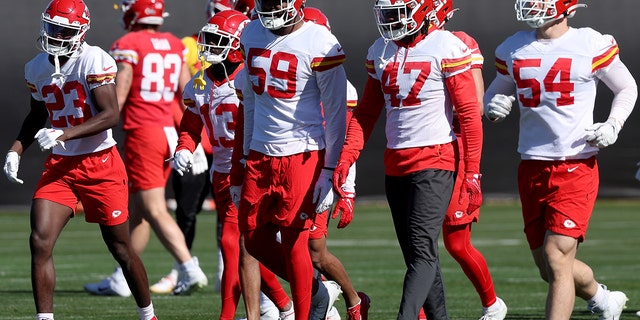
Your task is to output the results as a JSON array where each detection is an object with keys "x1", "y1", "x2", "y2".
[
  {"x1": 479, "y1": 297, "x2": 507, "y2": 320},
  {"x1": 592, "y1": 290, "x2": 628, "y2": 320},
  {"x1": 150, "y1": 275, "x2": 177, "y2": 294},
  {"x1": 171, "y1": 257, "x2": 208, "y2": 295},
  {"x1": 326, "y1": 306, "x2": 341, "y2": 320},
  {"x1": 84, "y1": 267, "x2": 131, "y2": 297}
]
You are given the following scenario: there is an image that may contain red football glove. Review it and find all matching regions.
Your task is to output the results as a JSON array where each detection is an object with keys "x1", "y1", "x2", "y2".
[
  {"x1": 332, "y1": 192, "x2": 355, "y2": 229},
  {"x1": 332, "y1": 160, "x2": 351, "y2": 197},
  {"x1": 459, "y1": 173, "x2": 482, "y2": 214}
]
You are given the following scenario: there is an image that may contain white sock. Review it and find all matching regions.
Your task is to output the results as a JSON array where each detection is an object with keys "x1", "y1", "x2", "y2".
[
  {"x1": 588, "y1": 283, "x2": 608, "y2": 309},
  {"x1": 37, "y1": 313, "x2": 54, "y2": 320},
  {"x1": 138, "y1": 302, "x2": 155, "y2": 320},
  {"x1": 113, "y1": 266, "x2": 125, "y2": 281},
  {"x1": 484, "y1": 298, "x2": 502, "y2": 313}
]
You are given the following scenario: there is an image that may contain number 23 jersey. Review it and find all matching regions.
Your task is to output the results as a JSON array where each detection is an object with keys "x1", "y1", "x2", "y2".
[
  {"x1": 25, "y1": 43, "x2": 117, "y2": 156},
  {"x1": 494, "y1": 27, "x2": 619, "y2": 159}
]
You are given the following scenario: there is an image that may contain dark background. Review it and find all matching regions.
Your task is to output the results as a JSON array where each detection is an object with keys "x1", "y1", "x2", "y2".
[{"x1": 2, "y1": 0, "x2": 640, "y2": 205}]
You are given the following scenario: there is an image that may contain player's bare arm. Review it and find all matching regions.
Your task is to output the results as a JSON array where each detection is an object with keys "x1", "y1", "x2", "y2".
[{"x1": 115, "y1": 62, "x2": 133, "y2": 111}]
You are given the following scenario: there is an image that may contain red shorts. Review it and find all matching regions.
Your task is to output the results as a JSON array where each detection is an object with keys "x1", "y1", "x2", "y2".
[
  {"x1": 213, "y1": 171, "x2": 238, "y2": 224},
  {"x1": 239, "y1": 150, "x2": 322, "y2": 232},
  {"x1": 518, "y1": 157, "x2": 598, "y2": 249},
  {"x1": 309, "y1": 210, "x2": 329, "y2": 240},
  {"x1": 124, "y1": 126, "x2": 171, "y2": 193},
  {"x1": 444, "y1": 139, "x2": 479, "y2": 226},
  {"x1": 33, "y1": 146, "x2": 129, "y2": 226}
]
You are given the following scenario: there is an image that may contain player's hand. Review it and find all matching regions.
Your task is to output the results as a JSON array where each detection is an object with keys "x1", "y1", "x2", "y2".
[
  {"x1": 485, "y1": 94, "x2": 516, "y2": 122},
  {"x1": 34, "y1": 128, "x2": 65, "y2": 151},
  {"x1": 460, "y1": 173, "x2": 482, "y2": 214},
  {"x1": 4, "y1": 151, "x2": 23, "y2": 184},
  {"x1": 229, "y1": 185, "x2": 242, "y2": 209},
  {"x1": 332, "y1": 160, "x2": 351, "y2": 197},
  {"x1": 585, "y1": 118, "x2": 621, "y2": 148},
  {"x1": 332, "y1": 191, "x2": 355, "y2": 228},
  {"x1": 173, "y1": 149, "x2": 193, "y2": 176},
  {"x1": 191, "y1": 144, "x2": 209, "y2": 175},
  {"x1": 313, "y1": 168, "x2": 336, "y2": 213}
]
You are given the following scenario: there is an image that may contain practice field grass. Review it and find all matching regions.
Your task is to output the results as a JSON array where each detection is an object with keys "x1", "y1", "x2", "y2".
[{"x1": 0, "y1": 200, "x2": 638, "y2": 319}]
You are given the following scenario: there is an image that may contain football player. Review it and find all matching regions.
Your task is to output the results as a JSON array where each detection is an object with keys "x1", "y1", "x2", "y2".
[
  {"x1": 418, "y1": 1, "x2": 508, "y2": 320},
  {"x1": 333, "y1": 0, "x2": 484, "y2": 319},
  {"x1": 302, "y1": 6, "x2": 371, "y2": 320},
  {"x1": 83, "y1": 0, "x2": 208, "y2": 297},
  {"x1": 3, "y1": 0, "x2": 157, "y2": 319},
  {"x1": 235, "y1": 0, "x2": 348, "y2": 318},
  {"x1": 484, "y1": 0, "x2": 636, "y2": 319}
]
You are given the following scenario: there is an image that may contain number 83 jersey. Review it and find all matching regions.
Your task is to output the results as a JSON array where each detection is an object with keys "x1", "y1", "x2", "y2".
[{"x1": 494, "y1": 27, "x2": 619, "y2": 159}]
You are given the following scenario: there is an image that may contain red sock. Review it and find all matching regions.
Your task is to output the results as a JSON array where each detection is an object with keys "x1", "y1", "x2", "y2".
[
  {"x1": 220, "y1": 221, "x2": 241, "y2": 320},
  {"x1": 280, "y1": 227, "x2": 313, "y2": 320}
]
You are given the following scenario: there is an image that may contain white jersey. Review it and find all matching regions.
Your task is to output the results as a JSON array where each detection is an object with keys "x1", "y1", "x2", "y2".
[
  {"x1": 494, "y1": 27, "x2": 620, "y2": 160},
  {"x1": 239, "y1": 20, "x2": 347, "y2": 168},
  {"x1": 25, "y1": 43, "x2": 117, "y2": 156},
  {"x1": 182, "y1": 67, "x2": 242, "y2": 173},
  {"x1": 365, "y1": 29, "x2": 472, "y2": 149}
]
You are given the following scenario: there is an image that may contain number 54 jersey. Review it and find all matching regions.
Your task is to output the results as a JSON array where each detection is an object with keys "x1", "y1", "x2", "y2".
[
  {"x1": 494, "y1": 27, "x2": 619, "y2": 159},
  {"x1": 24, "y1": 43, "x2": 118, "y2": 156},
  {"x1": 110, "y1": 30, "x2": 187, "y2": 130}
]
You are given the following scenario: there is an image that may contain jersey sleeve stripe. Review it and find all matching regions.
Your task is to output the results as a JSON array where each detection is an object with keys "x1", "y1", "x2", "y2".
[
  {"x1": 365, "y1": 59, "x2": 376, "y2": 74},
  {"x1": 442, "y1": 55, "x2": 472, "y2": 74},
  {"x1": 110, "y1": 49, "x2": 139, "y2": 65},
  {"x1": 26, "y1": 81, "x2": 38, "y2": 93},
  {"x1": 311, "y1": 54, "x2": 346, "y2": 72},
  {"x1": 495, "y1": 58, "x2": 509, "y2": 75},
  {"x1": 347, "y1": 99, "x2": 357, "y2": 108},
  {"x1": 86, "y1": 73, "x2": 116, "y2": 85},
  {"x1": 592, "y1": 44, "x2": 619, "y2": 72}
]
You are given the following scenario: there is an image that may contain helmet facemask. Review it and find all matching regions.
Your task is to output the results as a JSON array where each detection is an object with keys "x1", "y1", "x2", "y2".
[
  {"x1": 255, "y1": 0, "x2": 300, "y2": 30},
  {"x1": 515, "y1": 0, "x2": 585, "y2": 28},
  {"x1": 197, "y1": 26, "x2": 237, "y2": 64},
  {"x1": 374, "y1": 0, "x2": 425, "y2": 41},
  {"x1": 39, "y1": 14, "x2": 88, "y2": 56}
]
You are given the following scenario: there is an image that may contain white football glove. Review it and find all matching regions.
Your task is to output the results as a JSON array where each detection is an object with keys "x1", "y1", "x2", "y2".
[
  {"x1": 230, "y1": 185, "x2": 242, "y2": 209},
  {"x1": 34, "y1": 128, "x2": 65, "y2": 151},
  {"x1": 191, "y1": 144, "x2": 209, "y2": 175},
  {"x1": 485, "y1": 94, "x2": 516, "y2": 123},
  {"x1": 173, "y1": 149, "x2": 194, "y2": 176},
  {"x1": 4, "y1": 151, "x2": 23, "y2": 184},
  {"x1": 635, "y1": 162, "x2": 640, "y2": 182},
  {"x1": 585, "y1": 119, "x2": 621, "y2": 148},
  {"x1": 313, "y1": 168, "x2": 336, "y2": 213}
]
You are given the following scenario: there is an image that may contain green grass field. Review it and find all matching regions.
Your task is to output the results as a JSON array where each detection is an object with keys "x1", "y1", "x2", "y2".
[{"x1": 0, "y1": 200, "x2": 638, "y2": 319}]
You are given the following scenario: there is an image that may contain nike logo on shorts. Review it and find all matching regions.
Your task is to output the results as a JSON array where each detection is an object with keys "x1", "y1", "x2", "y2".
[
  {"x1": 567, "y1": 166, "x2": 579, "y2": 172},
  {"x1": 102, "y1": 156, "x2": 110, "y2": 163}
]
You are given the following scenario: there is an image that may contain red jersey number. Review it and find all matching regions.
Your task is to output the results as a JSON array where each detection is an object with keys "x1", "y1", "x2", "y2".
[
  {"x1": 513, "y1": 58, "x2": 575, "y2": 108},
  {"x1": 247, "y1": 48, "x2": 297, "y2": 99},
  {"x1": 380, "y1": 61, "x2": 431, "y2": 107},
  {"x1": 41, "y1": 80, "x2": 93, "y2": 127}
]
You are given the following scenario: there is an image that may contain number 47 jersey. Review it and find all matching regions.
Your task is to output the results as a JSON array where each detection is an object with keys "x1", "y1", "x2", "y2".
[
  {"x1": 493, "y1": 27, "x2": 620, "y2": 159},
  {"x1": 24, "y1": 42, "x2": 118, "y2": 156}
]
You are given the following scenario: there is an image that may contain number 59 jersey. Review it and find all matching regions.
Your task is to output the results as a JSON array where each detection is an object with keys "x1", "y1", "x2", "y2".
[
  {"x1": 110, "y1": 30, "x2": 187, "y2": 130},
  {"x1": 25, "y1": 43, "x2": 118, "y2": 156},
  {"x1": 494, "y1": 27, "x2": 619, "y2": 159}
]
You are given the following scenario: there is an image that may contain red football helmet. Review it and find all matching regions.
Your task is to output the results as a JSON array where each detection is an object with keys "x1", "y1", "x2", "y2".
[
  {"x1": 39, "y1": 0, "x2": 90, "y2": 56},
  {"x1": 197, "y1": 10, "x2": 249, "y2": 64},
  {"x1": 206, "y1": 0, "x2": 233, "y2": 19},
  {"x1": 254, "y1": 0, "x2": 304, "y2": 30},
  {"x1": 373, "y1": 0, "x2": 435, "y2": 40},
  {"x1": 302, "y1": 7, "x2": 330, "y2": 31},
  {"x1": 121, "y1": 0, "x2": 168, "y2": 30},
  {"x1": 515, "y1": 0, "x2": 586, "y2": 28},
  {"x1": 233, "y1": 0, "x2": 255, "y2": 18},
  {"x1": 431, "y1": 0, "x2": 458, "y2": 29}
]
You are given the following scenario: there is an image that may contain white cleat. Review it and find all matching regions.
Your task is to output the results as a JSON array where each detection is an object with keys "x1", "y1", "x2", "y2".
[
  {"x1": 172, "y1": 257, "x2": 208, "y2": 295},
  {"x1": 593, "y1": 290, "x2": 628, "y2": 320},
  {"x1": 259, "y1": 291, "x2": 280, "y2": 320},
  {"x1": 326, "y1": 306, "x2": 341, "y2": 320},
  {"x1": 479, "y1": 297, "x2": 507, "y2": 320},
  {"x1": 84, "y1": 268, "x2": 131, "y2": 297}
]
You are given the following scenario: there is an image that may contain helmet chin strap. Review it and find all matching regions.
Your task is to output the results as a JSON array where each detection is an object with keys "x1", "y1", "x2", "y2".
[{"x1": 52, "y1": 54, "x2": 64, "y2": 78}]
